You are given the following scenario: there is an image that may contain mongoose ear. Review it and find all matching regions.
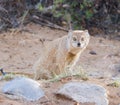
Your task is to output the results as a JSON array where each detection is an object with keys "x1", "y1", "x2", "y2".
[
  {"x1": 85, "y1": 30, "x2": 89, "y2": 36},
  {"x1": 67, "y1": 30, "x2": 73, "y2": 52},
  {"x1": 68, "y1": 30, "x2": 73, "y2": 38},
  {"x1": 85, "y1": 30, "x2": 88, "y2": 32}
]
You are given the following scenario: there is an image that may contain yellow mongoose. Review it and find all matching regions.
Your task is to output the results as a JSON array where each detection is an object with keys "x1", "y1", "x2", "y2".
[{"x1": 33, "y1": 30, "x2": 90, "y2": 80}]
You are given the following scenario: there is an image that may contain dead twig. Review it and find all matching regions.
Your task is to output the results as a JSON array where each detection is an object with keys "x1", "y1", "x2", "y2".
[{"x1": 30, "y1": 16, "x2": 68, "y2": 31}]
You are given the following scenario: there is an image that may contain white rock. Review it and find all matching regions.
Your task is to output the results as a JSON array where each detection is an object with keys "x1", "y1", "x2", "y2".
[
  {"x1": 2, "y1": 77, "x2": 44, "y2": 101},
  {"x1": 57, "y1": 82, "x2": 109, "y2": 105}
]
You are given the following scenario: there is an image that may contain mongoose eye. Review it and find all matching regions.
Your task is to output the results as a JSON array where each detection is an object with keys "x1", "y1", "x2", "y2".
[
  {"x1": 73, "y1": 37, "x2": 77, "y2": 41},
  {"x1": 81, "y1": 37, "x2": 84, "y2": 41}
]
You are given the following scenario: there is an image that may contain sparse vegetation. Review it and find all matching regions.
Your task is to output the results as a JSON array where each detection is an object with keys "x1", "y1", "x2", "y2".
[
  {"x1": 48, "y1": 66, "x2": 88, "y2": 82},
  {"x1": 107, "y1": 80, "x2": 120, "y2": 88},
  {"x1": 2, "y1": 73, "x2": 15, "y2": 81},
  {"x1": 72, "y1": 66, "x2": 88, "y2": 81},
  {"x1": 1, "y1": 73, "x2": 28, "y2": 81}
]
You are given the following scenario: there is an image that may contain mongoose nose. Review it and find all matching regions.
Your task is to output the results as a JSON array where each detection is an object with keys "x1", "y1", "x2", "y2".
[{"x1": 77, "y1": 43, "x2": 81, "y2": 47}]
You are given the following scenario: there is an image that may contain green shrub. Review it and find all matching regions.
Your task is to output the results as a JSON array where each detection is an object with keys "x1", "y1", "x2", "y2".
[{"x1": 52, "y1": 0, "x2": 94, "y2": 29}]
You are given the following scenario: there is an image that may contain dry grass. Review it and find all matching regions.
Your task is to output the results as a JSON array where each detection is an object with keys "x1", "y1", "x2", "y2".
[
  {"x1": 48, "y1": 66, "x2": 88, "y2": 82},
  {"x1": 107, "y1": 80, "x2": 120, "y2": 87}
]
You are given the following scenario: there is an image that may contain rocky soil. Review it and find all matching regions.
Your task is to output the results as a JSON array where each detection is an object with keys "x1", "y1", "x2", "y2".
[{"x1": 0, "y1": 23, "x2": 120, "y2": 105}]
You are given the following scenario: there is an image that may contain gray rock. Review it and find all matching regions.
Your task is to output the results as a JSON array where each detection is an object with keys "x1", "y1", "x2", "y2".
[
  {"x1": 56, "y1": 82, "x2": 108, "y2": 105},
  {"x1": 2, "y1": 77, "x2": 44, "y2": 101}
]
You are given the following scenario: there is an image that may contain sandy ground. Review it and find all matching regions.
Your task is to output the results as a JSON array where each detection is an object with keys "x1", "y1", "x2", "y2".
[{"x1": 0, "y1": 23, "x2": 120, "y2": 105}]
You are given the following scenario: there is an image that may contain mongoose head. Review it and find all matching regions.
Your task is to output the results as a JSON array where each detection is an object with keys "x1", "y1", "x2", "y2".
[{"x1": 67, "y1": 30, "x2": 90, "y2": 54}]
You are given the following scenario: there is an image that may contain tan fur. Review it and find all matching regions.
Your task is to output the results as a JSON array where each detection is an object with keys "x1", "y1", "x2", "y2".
[{"x1": 33, "y1": 30, "x2": 90, "y2": 80}]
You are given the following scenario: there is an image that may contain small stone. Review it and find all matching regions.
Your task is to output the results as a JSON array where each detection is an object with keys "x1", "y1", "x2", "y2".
[
  {"x1": 56, "y1": 82, "x2": 108, "y2": 105},
  {"x1": 89, "y1": 51, "x2": 97, "y2": 55}
]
